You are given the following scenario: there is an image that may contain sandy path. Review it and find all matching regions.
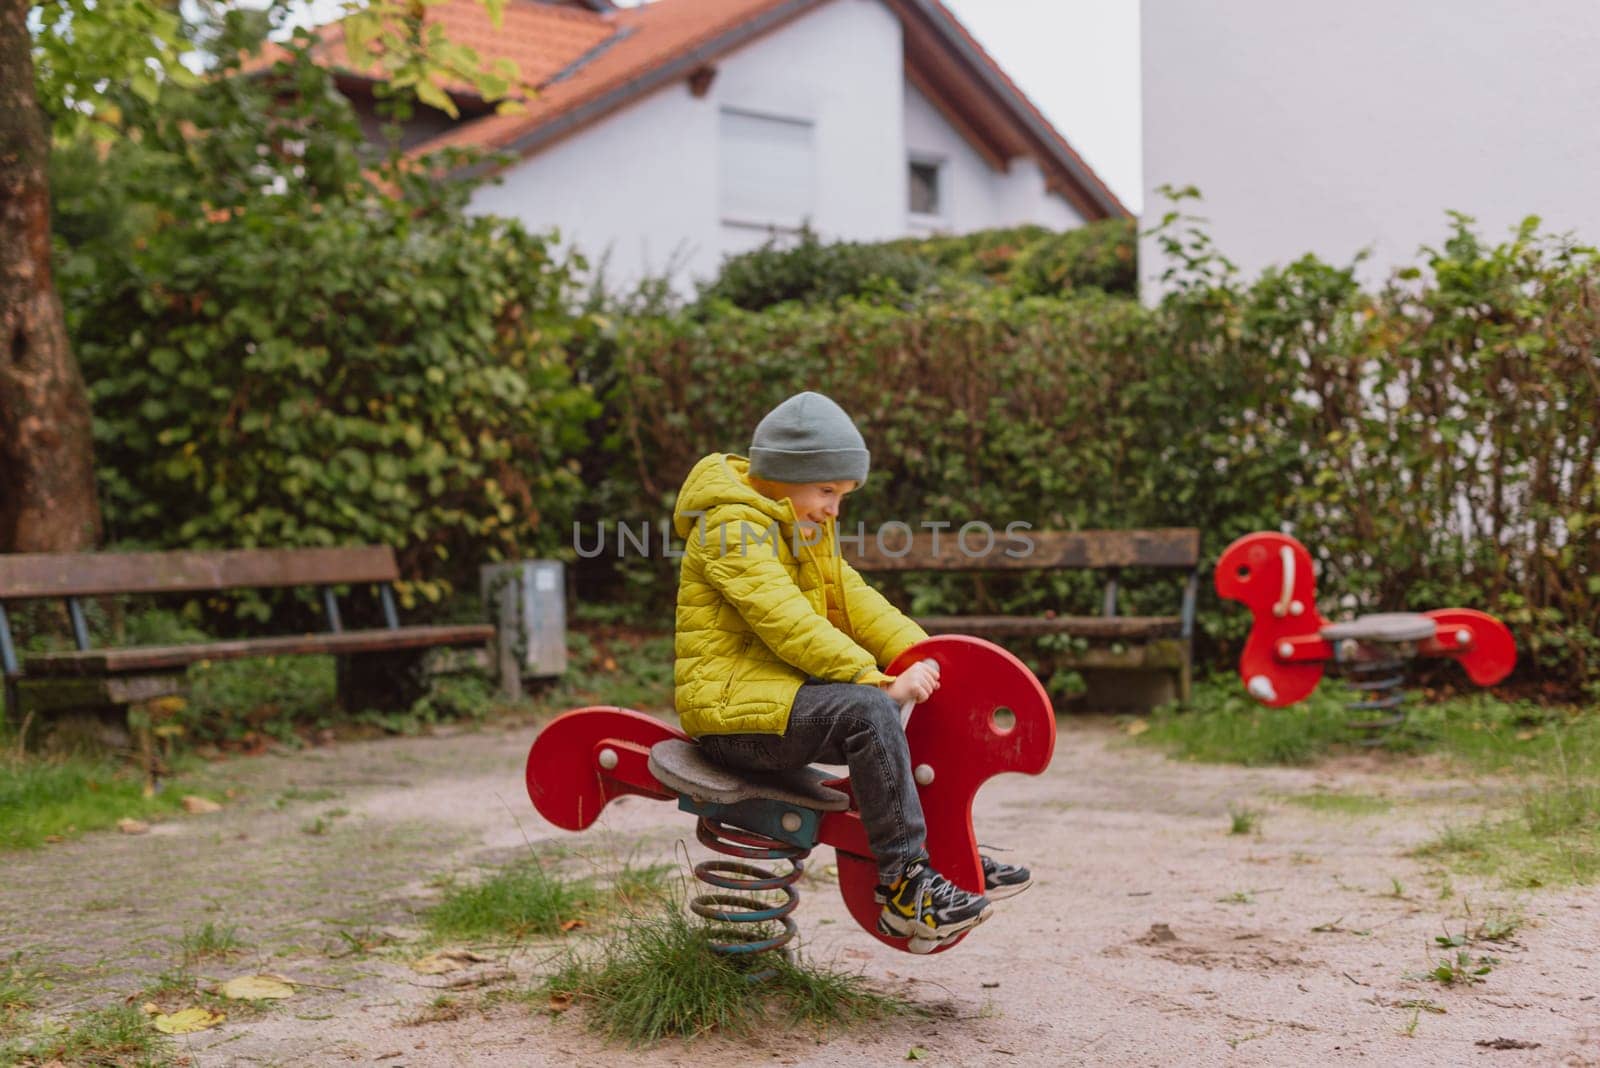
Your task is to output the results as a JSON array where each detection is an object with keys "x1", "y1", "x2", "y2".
[{"x1": 4, "y1": 717, "x2": 1596, "y2": 1067}]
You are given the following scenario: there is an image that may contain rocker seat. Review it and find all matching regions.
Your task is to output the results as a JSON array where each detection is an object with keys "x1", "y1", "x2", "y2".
[
  {"x1": 1320, "y1": 612, "x2": 1437, "y2": 643},
  {"x1": 647, "y1": 739, "x2": 851, "y2": 812}
]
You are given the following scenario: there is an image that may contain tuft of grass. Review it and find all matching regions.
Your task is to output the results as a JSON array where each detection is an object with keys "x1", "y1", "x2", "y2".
[
  {"x1": 1282, "y1": 791, "x2": 1392, "y2": 815},
  {"x1": 273, "y1": 786, "x2": 342, "y2": 809},
  {"x1": 1414, "y1": 949, "x2": 1497, "y2": 986},
  {"x1": 429, "y1": 860, "x2": 596, "y2": 941},
  {"x1": 404, "y1": 995, "x2": 466, "y2": 1027},
  {"x1": 6, "y1": 1004, "x2": 171, "y2": 1066},
  {"x1": 0, "y1": 957, "x2": 43, "y2": 1036},
  {"x1": 0, "y1": 756, "x2": 207, "y2": 851},
  {"x1": 607, "y1": 861, "x2": 675, "y2": 911},
  {"x1": 178, "y1": 922, "x2": 245, "y2": 965},
  {"x1": 1227, "y1": 806, "x2": 1260, "y2": 835},
  {"x1": 1217, "y1": 890, "x2": 1254, "y2": 905},
  {"x1": 1468, "y1": 908, "x2": 1522, "y2": 943},
  {"x1": 430, "y1": 855, "x2": 675, "y2": 942},
  {"x1": 540, "y1": 907, "x2": 913, "y2": 1045}
]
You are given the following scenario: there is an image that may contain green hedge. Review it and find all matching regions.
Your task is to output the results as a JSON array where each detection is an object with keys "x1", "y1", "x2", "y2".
[
  {"x1": 53, "y1": 35, "x2": 596, "y2": 611},
  {"x1": 694, "y1": 218, "x2": 1137, "y2": 313},
  {"x1": 587, "y1": 215, "x2": 1600, "y2": 698}
]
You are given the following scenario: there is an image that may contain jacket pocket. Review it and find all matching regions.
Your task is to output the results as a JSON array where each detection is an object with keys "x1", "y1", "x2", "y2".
[{"x1": 719, "y1": 634, "x2": 754, "y2": 708}]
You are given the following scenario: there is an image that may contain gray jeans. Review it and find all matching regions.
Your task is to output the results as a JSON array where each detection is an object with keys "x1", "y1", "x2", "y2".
[{"x1": 698, "y1": 679, "x2": 925, "y2": 885}]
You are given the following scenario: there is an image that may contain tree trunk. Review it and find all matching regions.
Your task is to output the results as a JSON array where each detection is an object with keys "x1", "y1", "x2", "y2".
[{"x1": 0, "y1": 0, "x2": 102, "y2": 552}]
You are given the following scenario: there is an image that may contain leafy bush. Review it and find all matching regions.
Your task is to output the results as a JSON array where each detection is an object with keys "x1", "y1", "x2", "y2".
[
  {"x1": 695, "y1": 226, "x2": 941, "y2": 312},
  {"x1": 53, "y1": 32, "x2": 596, "y2": 605},
  {"x1": 584, "y1": 207, "x2": 1600, "y2": 698},
  {"x1": 883, "y1": 218, "x2": 1137, "y2": 296}
]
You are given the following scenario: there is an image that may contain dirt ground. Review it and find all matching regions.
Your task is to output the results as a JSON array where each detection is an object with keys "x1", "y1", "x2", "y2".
[{"x1": 4, "y1": 716, "x2": 1597, "y2": 1067}]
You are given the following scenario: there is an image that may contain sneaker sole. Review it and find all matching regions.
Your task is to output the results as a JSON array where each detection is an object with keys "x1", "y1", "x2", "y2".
[
  {"x1": 985, "y1": 878, "x2": 1032, "y2": 901},
  {"x1": 879, "y1": 900, "x2": 994, "y2": 943}
]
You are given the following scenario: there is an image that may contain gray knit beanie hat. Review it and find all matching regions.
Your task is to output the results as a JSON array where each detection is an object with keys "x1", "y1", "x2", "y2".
[{"x1": 748, "y1": 391, "x2": 870, "y2": 485}]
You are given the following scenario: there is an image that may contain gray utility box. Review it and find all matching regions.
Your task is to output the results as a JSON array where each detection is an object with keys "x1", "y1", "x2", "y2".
[{"x1": 481, "y1": 561, "x2": 567, "y2": 700}]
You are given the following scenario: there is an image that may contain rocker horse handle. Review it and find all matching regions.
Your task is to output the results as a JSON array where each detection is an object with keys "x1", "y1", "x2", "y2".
[{"x1": 524, "y1": 635, "x2": 1057, "y2": 955}]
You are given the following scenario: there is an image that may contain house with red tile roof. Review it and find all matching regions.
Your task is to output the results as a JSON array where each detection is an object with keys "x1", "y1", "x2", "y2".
[{"x1": 293, "y1": 0, "x2": 1128, "y2": 287}]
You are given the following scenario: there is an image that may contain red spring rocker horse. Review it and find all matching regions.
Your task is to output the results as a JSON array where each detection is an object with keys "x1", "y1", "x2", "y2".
[
  {"x1": 524, "y1": 635, "x2": 1055, "y2": 958},
  {"x1": 1214, "y1": 532, "x2": 1516, "y2": 723}
]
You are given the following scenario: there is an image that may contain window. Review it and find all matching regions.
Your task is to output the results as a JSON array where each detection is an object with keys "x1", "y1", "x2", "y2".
[
  {"x1": 719, "y1": 108, "x2": 815, "y2": 227},
  {"x1": 909, "y1": 159, "x2": 942, "y2": 216}
]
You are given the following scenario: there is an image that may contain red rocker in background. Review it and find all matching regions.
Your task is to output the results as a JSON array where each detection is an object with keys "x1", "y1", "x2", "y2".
[
  {"x1": 524, "y1": 635, "x2": 1054, "y2": 961},
  {"x1": 1215, "y1": 532, "x2": 1516, "y2": 731}
]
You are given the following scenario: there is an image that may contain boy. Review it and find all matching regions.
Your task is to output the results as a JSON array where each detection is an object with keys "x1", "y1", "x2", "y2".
[{"x1": 671, "y1": 390, "x2": 1029, "y2": 945}]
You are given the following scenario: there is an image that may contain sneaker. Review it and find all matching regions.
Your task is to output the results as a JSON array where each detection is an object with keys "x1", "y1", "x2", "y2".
[
  {"x1": 981, "y1": 854, "x2": 1032, "y2": 900},
  {"x1": 875, "y1": 859, "x2": 992, "y2": 942}
]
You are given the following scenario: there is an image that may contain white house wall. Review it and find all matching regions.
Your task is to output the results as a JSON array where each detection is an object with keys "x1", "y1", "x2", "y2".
[
  {"x1": 472, "y1": 0, "x2": 1090, "y2": 292},
  {"x1": 904, "y1": 83, "x2": 1083, "y2": 234},
  {"x1": 1141, "y1": 0, "x2": 1600, "y2": 292}
]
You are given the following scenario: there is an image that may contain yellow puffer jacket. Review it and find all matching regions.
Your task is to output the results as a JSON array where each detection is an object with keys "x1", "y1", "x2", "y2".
[{"x1": 673, "y1": 453, "x2": 927, "y2": 737}]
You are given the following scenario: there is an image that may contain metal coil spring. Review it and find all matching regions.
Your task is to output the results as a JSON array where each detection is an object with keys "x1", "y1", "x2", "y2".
[
  {"x1": 1344, "y1": 653, "x2": 1408, "y2": 742},
  {"x1": 690, "y1": 816, "x2": 807, "y2": 972}
]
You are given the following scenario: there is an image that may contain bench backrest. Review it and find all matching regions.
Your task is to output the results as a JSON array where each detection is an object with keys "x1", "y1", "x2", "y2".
[
  {"x1": 0, "y1": 547, "x2": 399, "y2": 600},
  {"x1": 847, "y1": 528, "x2": 1200, "y2": 572}
]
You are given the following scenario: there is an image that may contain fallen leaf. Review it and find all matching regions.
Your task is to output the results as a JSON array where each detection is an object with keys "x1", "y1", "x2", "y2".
[
  {"x1": 117, "y1": 818, "x2": 150, "y2": 835},
  {"x1": 411, "y1": 950, "x2": 491, "y2": 975},
  {"x1": 559, "y1": 919, "x2": 586, "y2": 932},
  {"x1": 43, "y1": 835, "x2": 63, "y2": 844},
  {"x1": 141, "y1": 1002, "x2": 161, "y2": 1016},
  {"x1": 181, "y1": 796, "x2": 222, "y2": 814},
  {"x1": 152, "y1": 1007, "x2": 226, "y2": 1034},
  {"x1": 602, "y1": 656, "x2": 618, "y2": 672},
  {"x1": 148, "y1": 696, "x2": 188, "y2": 717},
  {"x1": 907, "y1": 1048, "x2": 927, "y2": 1061},
  {"x1": 1125, "y1": 719, "x2": 1150, "y2": 736},
  {"x1": 548, "y1": 992, "x2": 574, "y2": 1013},
  {"x1": 220, "y1": 975, "x2": 296, "y2": 1000}
]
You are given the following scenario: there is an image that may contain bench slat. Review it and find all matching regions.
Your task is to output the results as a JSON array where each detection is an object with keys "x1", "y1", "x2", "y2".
[
  {"x1": 24, "y1": 624, "x2": 494, "y2": 676},
  {"x1": 0, "y1": 547, "x2": 400, "y2": 600},
  {"x1": 848, "y1": 528, "x2": 1200, "y2": 572},
  {"x1": 916, "y1": 615, "x2": 1183, "y2": 640}
]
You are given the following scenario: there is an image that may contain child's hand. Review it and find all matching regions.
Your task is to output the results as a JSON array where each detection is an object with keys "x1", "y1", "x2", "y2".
[{"x1": 882, "y1": 659, "x2": 940, "y2": 705}]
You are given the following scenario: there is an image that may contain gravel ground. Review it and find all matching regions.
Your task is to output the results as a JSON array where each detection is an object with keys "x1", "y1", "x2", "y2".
[{"x1": 3, "y1": 716, "x2": 1595, "y2": 1067}]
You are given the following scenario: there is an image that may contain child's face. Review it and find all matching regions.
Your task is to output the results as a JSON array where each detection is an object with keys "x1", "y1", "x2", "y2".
[{"x1": 754, "y1": 478, "x2": 857, "y2": 533}]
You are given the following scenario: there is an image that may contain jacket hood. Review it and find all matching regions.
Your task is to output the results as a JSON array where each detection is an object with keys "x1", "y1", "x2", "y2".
[{"x1": 673, "y1": 454, "x2": 793, "y2": 538}]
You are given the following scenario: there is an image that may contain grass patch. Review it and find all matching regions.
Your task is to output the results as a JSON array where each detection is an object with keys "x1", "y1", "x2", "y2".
[
  {"x1": 541, "y1": 907, "x2": 912, "y2": 1045},
  {"x1": 429, "y1": 855, "x2": 675, "y2": 942},
  {"x1": 178, "y1": 922, "x2": 245, "y2": 965},
  {"x1": 429, "y1": 860, "x2": 597, "y2": 941},
  {"x1": 0, "y1": 957, "x2": 43, "y2": 1037},
  {"x1": 1227, "y1": 806, "x2": 1260, "y2": 835},
  {"x1": 1138, "y1": 676, "x2": 1600, "y2": 771},
  {"x1": 1137, "y1": 677, "x2": 1355, "y2": 766},
  {"x1": 3, "y1": 1004, "x2": 171, "y2": 1066},
  {"x1": 1414, "y1": 733, "x2": 1600, "y2": 887},
  {"x1": 0, "y1": 755, "x2": 211, "y2": 851},
  {"x1": 1281, "y1": 791, "x2": 1393, "y2": 815}
]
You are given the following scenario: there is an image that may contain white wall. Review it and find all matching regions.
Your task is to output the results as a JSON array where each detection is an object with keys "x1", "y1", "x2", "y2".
[
  {"x1": 1141, "y1": 0, "x2": 1600, "y2": 292},
  {"x1": 473, "y1": 0, "x2": 1089, "y2": 293},
  {"x1": 904, "y1": 83, "x2": 1085, "y2": 234}
]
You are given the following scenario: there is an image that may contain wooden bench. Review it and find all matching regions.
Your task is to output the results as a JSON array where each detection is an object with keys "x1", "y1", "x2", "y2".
[
  {"x1": 0, "y1": 546, "x2": 494, "y2": 744},
  {"x1": 848, "y1": 528, "x2": 1200, "y2": 711}
]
